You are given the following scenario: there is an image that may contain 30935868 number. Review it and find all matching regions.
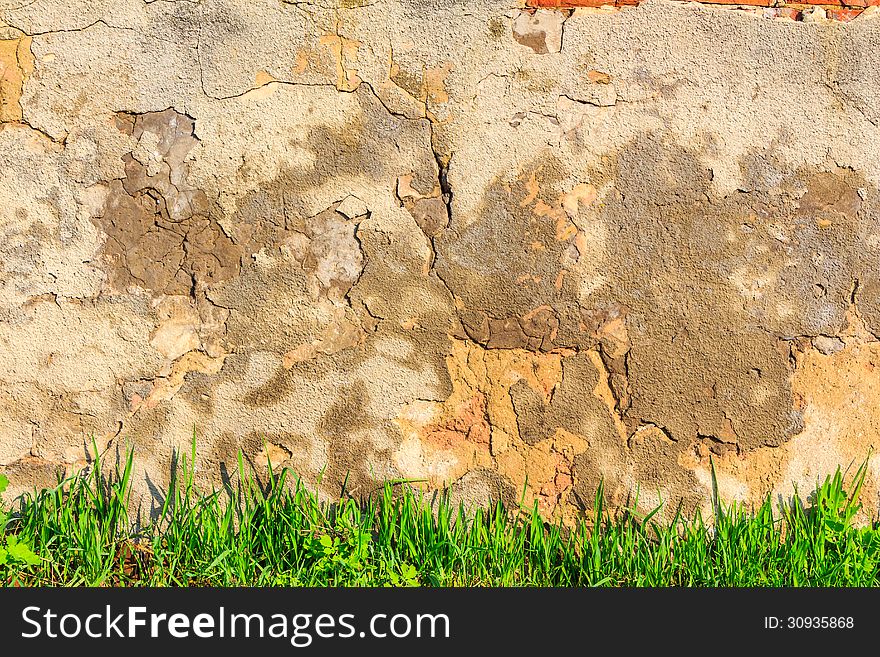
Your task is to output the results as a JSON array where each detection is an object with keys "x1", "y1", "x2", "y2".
[{"x1": 764, "y1": 616, "x2": 854, "y2": 629}]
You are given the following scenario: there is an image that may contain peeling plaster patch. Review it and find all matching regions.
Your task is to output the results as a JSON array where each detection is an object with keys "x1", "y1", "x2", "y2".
[
  {"x1": 149, "y1": 295, "x2": 202, "y2": 362},
  {"x1": 140, "y1": 350, "x2": 227, "y2": 411},
  {"x1": 336, "y1": 194, "x2": 368, "y2": 220},
  {"x1": 684, "y1": 337, "x2": 880, "y2": 521},
  {"x1": 320, "y1": 29, "x2": 362, "y2": 92},
  {"x1": 436, "y1": 160, "x2": 591, "y2": 353},
  {"x1": 95, "y1": 109, "x2": 241, "y2": 296},
  {"x1": 255, "y1": 441, "x2": 292, "y2": 470},
  {"x1": 393, "y1": 338, "x2": 612, "y2": 519},
  {"x1": 512, "y1": 9, "x2": 566, "y2": 55},
  {"x1": 0, "y1": 34, "x2": 32, "y2": 123}
]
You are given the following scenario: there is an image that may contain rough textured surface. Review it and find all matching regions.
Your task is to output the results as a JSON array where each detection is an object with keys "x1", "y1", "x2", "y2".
[{"x1": 2, "y1": 0, "x2": 880, "y2": 521}]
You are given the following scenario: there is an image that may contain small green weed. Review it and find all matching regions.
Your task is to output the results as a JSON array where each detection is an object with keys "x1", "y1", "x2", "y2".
[{"x1": 0, "y1": 472, "x2": 40, "y2": 572}]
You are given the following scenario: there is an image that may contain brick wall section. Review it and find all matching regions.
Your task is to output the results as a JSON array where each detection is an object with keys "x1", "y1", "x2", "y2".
[{"x1": 526, "y1": 0, "x2": 878, "y2": 22}]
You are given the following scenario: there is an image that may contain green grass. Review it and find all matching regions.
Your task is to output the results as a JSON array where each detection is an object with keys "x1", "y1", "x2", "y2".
[{"x1": 1, "y1": 444, "x2": 879, "y2": 586}]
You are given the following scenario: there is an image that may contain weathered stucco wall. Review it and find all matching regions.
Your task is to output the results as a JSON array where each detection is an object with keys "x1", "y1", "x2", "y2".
[{"x1": 3, "y1": 0, "x2": 880, "y2": 520}]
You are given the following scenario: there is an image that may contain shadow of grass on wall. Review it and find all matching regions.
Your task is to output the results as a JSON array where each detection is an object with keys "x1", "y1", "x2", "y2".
[{"x1": 0, "y1": 440, "x2": 877, "y2": 587}]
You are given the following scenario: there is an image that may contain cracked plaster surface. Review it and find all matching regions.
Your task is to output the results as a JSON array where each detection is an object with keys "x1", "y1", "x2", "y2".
[{"x1": 2, "y1": 0, "x2": 880, "y2": 521}]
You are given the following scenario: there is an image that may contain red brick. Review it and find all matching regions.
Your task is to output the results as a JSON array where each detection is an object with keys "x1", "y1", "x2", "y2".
[
  {"x1": 788, "y1": 0, "x2": 876, "y2": 7},
  {"x1": 777, "y1": 6, "x2": 803, "y2": 19},
  {"x1": 525, "y1": 0, "x2": 635, "y2": 6},
  {"x1": 691, "y1": 0, "x2": 773, "y2": 5},
  {"x1": 792, "y1": 0, "x2": 853, "y2": 6},
  {"x1": 826, "y1": 6, "x2": 864, "y2": 18}
]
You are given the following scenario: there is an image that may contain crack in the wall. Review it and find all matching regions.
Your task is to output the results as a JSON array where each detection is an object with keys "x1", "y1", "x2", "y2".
[
  {"x1": 0, "y1": 17, "x2": 139, "y2": 38},
  {"x1": 558, "y1": 91, "x2": 617, "y2": 109},
  {"x1": 777, "y1": 278, "x2": 880, "y2": 364},
  {"x1": 282, "y1": 1, "x2": 381, "y2": 9},
  {"x1": 597, "y1": 342, "x2": 630, "y2": 413},
  {"x1": 584, "y1": 348, "x2": 629, "y2": 442},
  {"x1": 845, "y1": 278, "x2": 880, "y2": 341}
]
